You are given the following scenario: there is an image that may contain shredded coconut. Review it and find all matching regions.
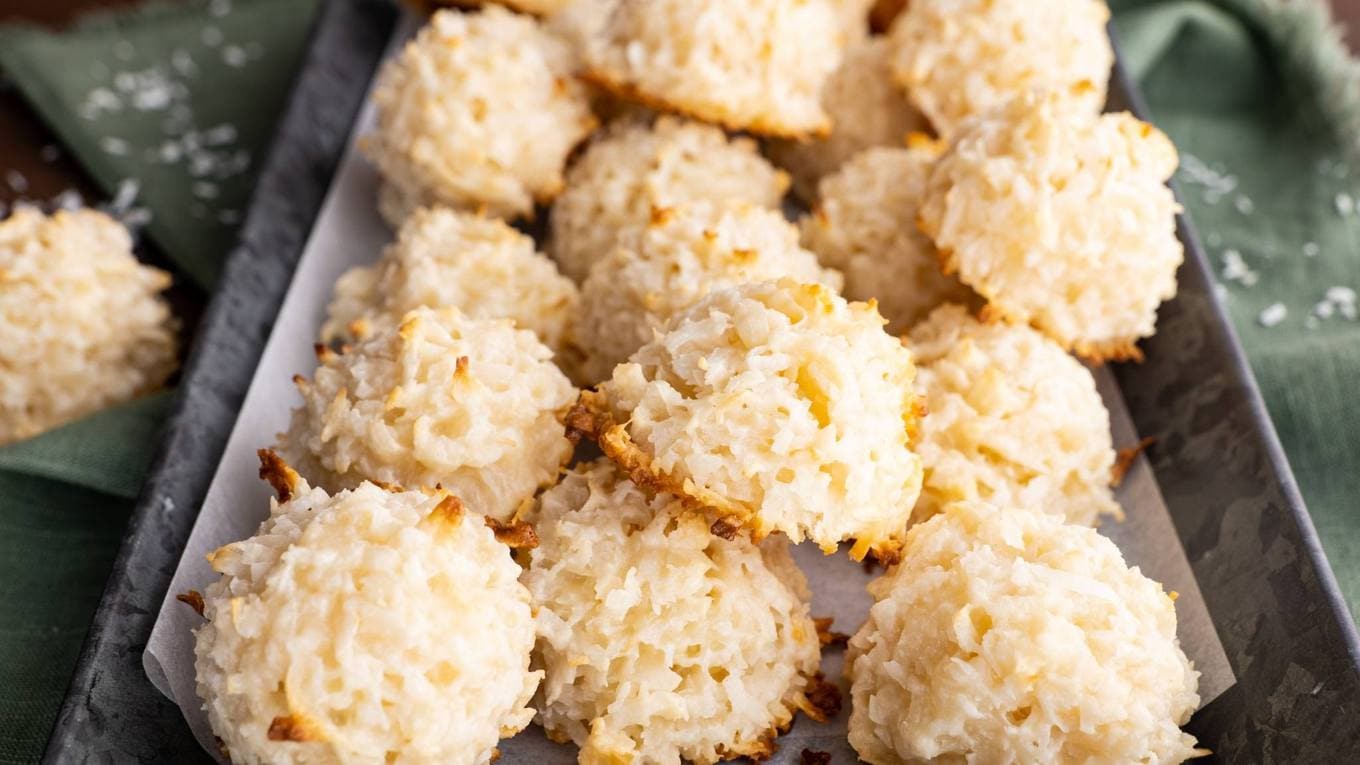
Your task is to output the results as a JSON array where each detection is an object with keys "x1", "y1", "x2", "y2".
[
  {"x1": 277, "y1": 307, "x2": 577, "y2": 520},
  {"x1": 525, "y1": 459, "x2": 825, "y2": 765},
  {"x1": 548, "y1": 115, "x2": 789, "y2": 282},
  {"x1": 766, "y1": 37, "x2": 927, "y2": 199},
  {"x1": 906, "y1": 304, "x2": 1118, "y2": 526},
  {"x1": 919, "y1": 91, "x2": 1183, "y2": 361},
  {"x1": 576, "y1": 278, "x2": 924, "y2": 561},
  {"x1": 363, "y1": 7, "x2": 596, "y2": 224},
  {"x1": 886, "y1": 0, "x2": 1112, "y2": 137},
  {"x1": 801, "y1": 141, "x2": 974, "y2": 334},
  {"x1": 195, "y1": 477, "x2": 539, "y2": 765},
  {"x1": 580, "y1": 0, "x2": 855, "y2": 137},
  {"x1": 321, "y1": 207, "x2": 579, "y2": 359},
  {"x1": 847, "y1": 501, "x2": 1202, "y2": 765},
  {"x1": 574, "y1": 201, "x2": 840, "y2": 383}
]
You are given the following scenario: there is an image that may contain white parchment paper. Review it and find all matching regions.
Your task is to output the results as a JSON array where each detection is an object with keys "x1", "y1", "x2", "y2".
[{"x1": 143, "y1": 11, "x2": 1235, "y2": 761}]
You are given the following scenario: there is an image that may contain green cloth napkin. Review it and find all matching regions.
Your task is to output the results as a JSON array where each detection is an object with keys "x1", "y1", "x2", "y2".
[
  {"x1": 0, "y1": 0, "x2": 321, "y2": 288},
  {"x1": 0, "y1": 0, "x2": 318, "y2": 761},
  {"x1": 2, "y1": 0, "x2": 1360, "y2": 762},
  {"x1": 1112, "y1": 0, "x2": 1360, "y2": 618}
]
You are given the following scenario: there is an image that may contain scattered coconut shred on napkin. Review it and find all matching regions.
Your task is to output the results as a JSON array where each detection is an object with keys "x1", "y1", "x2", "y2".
[{"x1": 139, "y1": 12, "x2": 1234, "y2": 762}]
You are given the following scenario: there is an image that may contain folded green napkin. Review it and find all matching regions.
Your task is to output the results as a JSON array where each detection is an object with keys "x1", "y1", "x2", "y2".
[
  {"x1": 1, "y1": 0, "x2": 1358, "y2": 762},
  {"x1": 0, "y1": 0, "x2": 320, "y2": 288}
]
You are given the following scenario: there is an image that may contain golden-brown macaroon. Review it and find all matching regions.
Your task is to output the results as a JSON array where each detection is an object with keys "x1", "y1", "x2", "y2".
[
  {"x1": 277, "y1": 307, "x2": 576, "y2": 520},
  {"x1": 573, "y1": 201, "x2": 841, "y2": 383},
  {"x1": 847, "y1": 501, "x2": 1202, "y2": 765},
  {"x1": 579, "y1": 0, "x2": 854, "y2": 137},
  {"x1": 800, "y1": 141, "x2": 973, "y2": 334},
  {"x1": 906, "y1": 304, "x2": 1119, "y2": 526},
  {"x1": 0, "y1": 207, "x2": 177, "y2": 445},
  {"x1": 766, "y1": 37, "x2": 928, "y2": 200},
  {"x1": 524, "y1": 458, "x2": 828, "y2": 765},
  {"x1": 570, "y1": 278, "x2": 924, "y2": 562},
  {"x1": 362, "y1": 6, "x2": 595, "y2": 225},
  {"x1": 194, "y1": 464, "x2": 539, "y2": 765},
  {"x1": 548, "y1": 115, "x2": 790, "y2": 282},
  {"x1": 321, "y1": 206, "x2": 578, "y2": 358},
  {"x1": 886, "y1": 0, "x2": 1113, "y2": 137},
  {"x1": 918, "y1": 92, "x2": 1183, "y2": 360}
]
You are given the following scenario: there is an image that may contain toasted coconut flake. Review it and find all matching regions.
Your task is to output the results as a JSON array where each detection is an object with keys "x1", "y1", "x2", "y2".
[
  {"x1": 484, "y1": 516, "x2": 539, "y2": 549},
  {"x1": 813, "y1": 617, "x2": 849, "y2": 648},
  {"x1": 1112, "y1": 436, "x2": 1157, "y2": 487},
  {"x1": 256, "y1": 449, "x2": 302, "y2": 502},
  {"x1": 801, "y1": 749, "x2": 833, "y2": 765},
  {"x1": 177, "y1": 590, "x2": 206, "y2": 617},
  {"x1": 266, "y1": 715, "x2": 316, "y2": 743}
]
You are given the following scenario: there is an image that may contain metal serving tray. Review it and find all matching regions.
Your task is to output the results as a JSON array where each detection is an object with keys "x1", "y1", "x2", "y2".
[{"x1": 43, "y1": 0, "x2": 1360, "y2": 760}]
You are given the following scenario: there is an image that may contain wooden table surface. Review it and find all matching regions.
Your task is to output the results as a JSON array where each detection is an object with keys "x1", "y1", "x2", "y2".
[{"x1": 3, "y1": 0, "x2": 1360, "y2": 213}]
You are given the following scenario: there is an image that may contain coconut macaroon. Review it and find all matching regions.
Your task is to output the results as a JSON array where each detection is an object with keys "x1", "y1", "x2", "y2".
[
  {"x1": 548, "y1": 116, "x2": 790, "y2": 282},
  {"x1": 847, "y1": 501, "x2": 1202, "y2": 765},
  {"x1": 524, "y1": 459, "x2": 830, "y2": 765},
  {"x1": 277, "y1": 306, "x2": 576, "y2": 521},
  {"x1": 766, "y1": 37, "x2": 929, "y2": 200},
  {"x1": 906, "y1": 304, "x2": 1118, "y2": 526},
  {"x1": 918, "y1": 92, "x2": 1183, "y2": 360},
  {"x1": 321, "y1": 207, "x2": 578, "y2": 357},
  {"x1": 800, "y1": 141, "x2": 973, "y2": 335},
  {"x1": 193, "y1": 457, "x2": 540, "y2": 765},
  {"x1": 574, "y1": 202, "x2": 841, "y2": 383},
  {"x1": 362, "y1": 6, "x2": 596, "y2": 225},
  {"x1": 569, "y1": 278, "x2": 924, "y2": 562},
  {"x1": 886, "y1": 0, "x2": 1113, "y2": 137},
  {"x1": 0, "y1": 207, "x2": 177, "y2": 446},
  {"x1": 579, "y1": 0, "x2": 852, "y2": 137}
]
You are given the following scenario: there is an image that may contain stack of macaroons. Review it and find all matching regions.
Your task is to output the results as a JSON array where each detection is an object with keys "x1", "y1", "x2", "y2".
[{"x1": 184, "y1": 0, "x2": 1209, "y2": 763}]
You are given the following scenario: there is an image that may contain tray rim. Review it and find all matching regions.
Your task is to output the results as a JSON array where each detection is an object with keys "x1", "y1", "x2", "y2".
[
  {"x1": 41, "y1": 0, "x2": 400, "y2": 760},
  {"x1": 43, "y1": 0, "x2": 1360, "y2": 760}
]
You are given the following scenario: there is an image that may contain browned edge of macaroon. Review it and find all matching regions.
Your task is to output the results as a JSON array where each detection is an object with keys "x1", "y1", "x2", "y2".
[
  {"x1": 565, "y1": 389, "x2": 764, "y2": 541},
  {"x1": 579, "y1": 68, "x2": 832, "y2": 141}
]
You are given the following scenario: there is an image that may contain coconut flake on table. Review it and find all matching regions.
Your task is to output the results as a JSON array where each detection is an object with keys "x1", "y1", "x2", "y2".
[
  {"x1": 1258, "y1": 302, "x2": 1288, "y2": 328},
  {"x1": 1221, "y1": 248, "x2": 1259, "y2": 287},
  {"x1": 1335, "y1": 192, "x2": 1355, "y2": 216},
  {"x1": 1178, "y1": 153, "x2": 1237, "y2": 205}
]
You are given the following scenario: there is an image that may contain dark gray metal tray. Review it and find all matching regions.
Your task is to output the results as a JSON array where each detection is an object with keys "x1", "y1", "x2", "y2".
[{"x1": 43, "y1": 0, "x2": 1360, "y2": 761}]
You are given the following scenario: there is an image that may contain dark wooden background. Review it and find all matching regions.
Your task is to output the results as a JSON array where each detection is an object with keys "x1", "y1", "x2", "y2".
[{"x1": 3, "y1": 0, "x2": 1359, "y2": 209}]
